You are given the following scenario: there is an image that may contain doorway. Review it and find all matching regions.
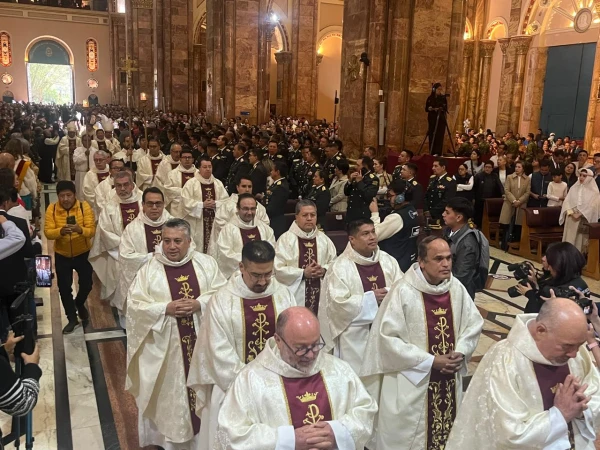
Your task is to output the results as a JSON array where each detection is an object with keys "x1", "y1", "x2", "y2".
[{"x1": 26, "y1": 39, "x2": 74, "y2": 105}]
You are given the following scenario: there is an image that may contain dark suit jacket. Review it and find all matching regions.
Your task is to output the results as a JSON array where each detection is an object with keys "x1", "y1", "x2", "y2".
[
  {"x1": 0, "y1": 211, "x2": 35, "y2": 297},
  {"x1": 250, "y1": 162, "x2": 268, "y2": 196},
  {"x1": 266, "y1": 178, "x2": 291, "y2": 239}
]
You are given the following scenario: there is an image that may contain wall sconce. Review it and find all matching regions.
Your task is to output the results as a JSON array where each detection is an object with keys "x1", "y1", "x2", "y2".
[{"x1": 140, "y1": 92, "x2": 147, "y2": 101}]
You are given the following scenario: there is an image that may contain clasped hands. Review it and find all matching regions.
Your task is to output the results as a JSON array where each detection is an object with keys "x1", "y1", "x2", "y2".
[
  {"x1": 303, "y1": 262, "x2": 326, "y2": 280},
  {"x1": 433, "y1": 351, "x2": 464, "y2": 375},
  {"x1": 554, "y1": 375, "x2": 590, "y2": 423},
  {"x1": 60, "y1": 224, "x2": 83, "y2": 235},
  {"x1": 166, "y1": 298, "x2": 201, "y2": 318},
  {"x1": 294, "y1": 422, "x2": 336, "y2": 450},
  {"x1": 203, "y1": 199, "x2": 216, "y2": 210}
]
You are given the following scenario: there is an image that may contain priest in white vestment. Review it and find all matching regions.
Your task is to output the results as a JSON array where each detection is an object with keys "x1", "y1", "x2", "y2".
[
  {"x1": 216, "y1": 306, "x2": 377, "y2": 450},
  {"x1": 103, "y1": 124, "x2": 121, "y2": 154},
  {"x1": 210, "y1": 194, "x2": 275, "y2": 278},
  {"x1": 91, "y1": 128, "x2": 115, "y2": 156},
  {"x1": 319, "y1": 218, "x2": 403, "y2": 373},
  {"x1": 181, "y1": 157, "x2": 229, "y2": 253},
  {"x1": 115, "y1": 187, "x2": 172, "y2": 328},
  {"x1": 164, "y1": 147, "x2": 198, "y2": 218},
  {"x1": 210, "y1": 174, "x2": 269, "y2": 246},
  {"x1": 156, "y1": 144, "x2": 182, "y2": 188},
  {"x1": 446, "y1": 297, "x2": 600, "y2": 450},
  {"x1": 89, "y1": 171, "x2": 143, "y2": 301},
  {"x1": 136, "y1": 138, "x2": 165, "y2": 191},
  {"x1": 82, "y1": 150, "x2": 110, "y2": 215},
  {"x1": 56, "y1": 121, "x2": 82, "y2": 182},
  {"x1": 93, "y1": 159, "x2": 126, "y2": 218},
  {"x1": 188, "y1": 240, "x2": 295, "y2": 448},
  {"x1": 360, "y1": 236, "x2": 483, "y2": 450},
  {"x1": 127, "y1": 218, "x2": 226, "y2": 450},
  {"x1": 275, "y1": 199, "x2": 337, "y2": 314},
  {"x1": 112, "y1": 136, "x2": 144, "y2": 169}
]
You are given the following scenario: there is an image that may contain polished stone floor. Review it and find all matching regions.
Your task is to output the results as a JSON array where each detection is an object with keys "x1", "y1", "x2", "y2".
[{"x1": 1, "y1": 185, "x2": 599, "y2": 450}]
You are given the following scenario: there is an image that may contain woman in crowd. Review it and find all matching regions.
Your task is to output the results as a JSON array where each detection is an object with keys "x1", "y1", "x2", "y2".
[
  {"x1": 517, "y1": 242, "x2": 588, "y2": 314},
  {"x1": 329, "y1": 158, "x2": 349, "y2": 212},
  {"x1": 473, "y1": 161, "x2": 504, "y2": 229},
  {"x1": 560, "y1": 168, "x2": 600, "y2": 254},
  {"x1": 468, "y1": 149, "x2": 484, "y2": 176},
  {"x1": 499, "y1": 161, "x2": 531, "y2": 243},
  {"x1": 373, "y1": 157, "x2": 392, "y2": 204},
  {"x1": 454, "y1": 163, "x2": 474, "y2": 202},
  {"x1": 493, "y1": 155, "x2": 512, "y2": 186},
  {"x1": 563, "y1": 162, "x2": 578, "y2": 190}
]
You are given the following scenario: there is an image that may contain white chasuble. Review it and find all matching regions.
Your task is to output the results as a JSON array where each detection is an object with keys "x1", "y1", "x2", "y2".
[
  {"x1": 56, "y1": 135, "x2": 82, "y2": 181},
  {"x1": 187, "y1": 273, "x2": 295, "y2": 448},
  {"x1": 210, "y1": 193, "x2": 269, "y2": 245},
  {"x1": 156, "y1": 155, "x2": 181, "y2": 188},
  {"x1": 164, "y1": 165, "x2": 198, "y2": 218},
  {"x1": 82, "y1": 168, "x2": 110, "y2": 216},
  {"x1": 445, "y1": 314, "x2": 600, "y2": 450},
  {"x1": 115, "y1": 209, "x2": 172, "y2": 315},
  {"x1": 181, "y1": 175, "x2": 229, "y2": 253},
  {"x1": 126, "y1": 244, "x2": 226, "y2": 448},
  {"x1": 89, "y1": 190, "x2": 142, "y2": 300},
  {"x1": 72, "y1": 146, "x2": 90, "y2": 201},
  {"x1": 360, "y1": 264, "x2": 483, "y2": 450},
  {"x1": 210, "y1": 215, "x2": 275, "y2": 279},
  {"x1": 319, "y1": 243, "x2": 402, "y2": 373},
  {"x1": 216, "y1": 337, "x2": 377, "y2": 450},
  {"x1": 274, "y1": 221, "x2": 337, "y2": 313},
  {"x1": 136, "y1": 153, "x2": 165, "y2": 191}
]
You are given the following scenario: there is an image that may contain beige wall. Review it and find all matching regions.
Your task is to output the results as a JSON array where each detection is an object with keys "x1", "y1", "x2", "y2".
[
  {"x1": 317, "y1": 36, "x2": 341, "y2": 121},
  {"x1": 0, "y1": 6, "x2": 110, "y2": 104},
  {"x1": 319, "y1": 2, "x2": 343, "y2": 30}
]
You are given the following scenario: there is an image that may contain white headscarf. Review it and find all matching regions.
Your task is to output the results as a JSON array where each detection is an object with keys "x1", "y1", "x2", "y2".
[{"x1": 560, "y1": 168, "x2": 600, "y2": 224}]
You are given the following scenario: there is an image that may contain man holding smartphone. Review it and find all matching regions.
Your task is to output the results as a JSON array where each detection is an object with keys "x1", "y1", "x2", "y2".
[{"x1": 44, "y1": 181, "x2": 96, "y2": 334}]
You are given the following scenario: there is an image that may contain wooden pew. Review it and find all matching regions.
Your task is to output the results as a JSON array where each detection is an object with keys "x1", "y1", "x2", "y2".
[
  {"x1": 583, "y1": 223, "x2": 600, "y2": 280},
  {"x1": 511, "y1": 207, "x2": 563, "y2": 262},
  {"x1": 482, "y1": 198, "x2": 504, "y2": 248}
]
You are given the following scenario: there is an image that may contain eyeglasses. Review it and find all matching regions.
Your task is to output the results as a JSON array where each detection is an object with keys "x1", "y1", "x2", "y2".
[
  {"x1": 278, "y1": 334, "x2": 326, "y2": 356},
  {"x1": 248, "y1": 271, "x2": 273, "y2": 281},
  {"x1": 181, "y1": 156, "x2": 194, "y2": 160},
  {"x1": 145, "y1": 201, "x2": 164, "y2": 208},
  {"x1": 239, "y1": 207, "x2": 257, "y2": 212}
]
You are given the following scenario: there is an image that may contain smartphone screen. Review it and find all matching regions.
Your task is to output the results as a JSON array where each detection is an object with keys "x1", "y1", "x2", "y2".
[
  {"x1": 36, "y1": 255, "x2": 53, "y2": 288},
  {"x1": 66, "y1": 215, "x2": 76, "y2": 225}
]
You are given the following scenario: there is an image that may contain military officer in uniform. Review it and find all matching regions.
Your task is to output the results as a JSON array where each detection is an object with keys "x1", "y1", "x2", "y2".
[
  {"x1": 287, "y1": 137, "x2": 303, "y2": 170},
  {"x1": 391, "y1": 149, "x2": 414, "y2": 180},
  {"x1": 249, "y1": 149, "x2": 268, "y2": 197},
  {"x1": 424, "y1": 157, "x2": 456, "y2": 229},
  {"x1": 267, "y1": 140, "x2": 285, "y2": 164},
  {"x1": 399, "y1": 162, "x2": 424, "y2": 208},
  {"x1": 307, "y1": 169, "x2": 331, "y2": 231},
  {"x1": 289, "y1": 146, "x2": 308, "y2": 199},
  {"x1": 225, "y1": 142, "x2": 251, "y2": 194},
  {"x1": 265, "y1": 160, "x2": 290, "y2": 239},
  {"x1": 323, "y1": 142, "x2": 345, "y2": 184},
  {"x1": 207, "y1": 142, "x2": 227, "y2": 182},
  {"x1": 300, "y1": 148, "x2": 321, "y2": 198},
  {"x1": 344, "y1": 156, "x2": 379, "y2": 224}
]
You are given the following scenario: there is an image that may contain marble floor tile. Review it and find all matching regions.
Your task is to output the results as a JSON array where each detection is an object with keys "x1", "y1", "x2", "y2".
[
  {"x1": 32, "y1": 428, "x2": 58, "y2": 450},
  {"x1": 72, "y1": 424, "x2": 104, "y2": 450},
  {"x1": 69, "y1": 393, "x2": 100, "y2": 430}
]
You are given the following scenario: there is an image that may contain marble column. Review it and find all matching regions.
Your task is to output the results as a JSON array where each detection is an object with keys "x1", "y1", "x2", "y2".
[
  {"x1": 495, "y1": 37, "x2": 513, "y2": 136},
  {"x1": 475, "y1": 39, "x2": 496, "y2": 130},
  {"x1": 109, "y1": 15, "x2": 127, "y2": 105},
  {"x1": 236, "y1": 0, "x2": 260, "y2": 121},
  {"x1": 130, "y1": 0, "x2": 154, "y2": 110},
  {"x1": 457, "y1": 40, "x2": 474, "y2": 132},
  {"x1": 520, "y1": 46, "x2": 547, "y2": 136},
  {"x1": 275, "y1": 51, "x2": 292, "y2": 116},
  {"x1": 205, "y1": 0, "x2": 223, "y2": 121},
  {"x1": 508, "y1": 35, "x2": 532, "y2": 134},
  {"x1": 223, "y1": 0, "x2": 235, "y2": 118},
  {"x1": 445, "y1": 0, "x2": 468, "y2": 134},
  {"x1": 290, "y1": 0, "x2": 319, "y2": 119},
  {"x1": 584, "y1": 3, "x2": 600, "y2": 152}
]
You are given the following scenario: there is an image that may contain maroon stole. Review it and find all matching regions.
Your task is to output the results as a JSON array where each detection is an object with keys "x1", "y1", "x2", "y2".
[
  {"x1": 119, "y1": 202, "x2": 140, "y2": 229},
  {"x1": 143, "y1": 224, "x2": 162, "y2": 252},
  {"x1": 163, "y1": 261, "x2": 202, "y2": 435},
  {"x1": 355, "y1": 262, "x2": 387, "y2": 292},
  {"x1": 240, "y1": 296, "x2": 276, "y2": 363},
  {"x1": 280, "y1": 372, "x2": 333, "y2": 428},
  {"x1": 151, "y1": 158, "x2": 161, "y2": 175},
  {"x1": 533, "y1": 363, "x2": 575, "y2": 448},
  {"x1": 181, "y1": 171, "x2": 195, "y2": 187},
  {"x1": 68, "y1": 139, "x2": 77, "y2": 181},
  {"x1": 201, "y1": 183, "x2": 215, "y2": 253},
  {"x1": 96, "y1": 171, "x2": 109, "y2": 183},
  {"x1": 299, "y1": 238, "x2": 321, "y2": 315},
  {"x1": 240, "y1": 227, "x2": 260, "y2": 246},
  {"x1": 96, "y1": 140, "x2": 107, "y2": 151},
  {"x1": 171, "y1": 162, "x2": 179, "y2": 170},
  {"x1": 422, "y1": 292, "x2": 457, "y2": 449}
]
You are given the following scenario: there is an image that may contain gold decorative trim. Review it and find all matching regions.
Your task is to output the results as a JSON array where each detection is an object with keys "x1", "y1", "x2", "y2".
[{"x1": 132, "y1": 0, "x2": 153, "y2": 9}]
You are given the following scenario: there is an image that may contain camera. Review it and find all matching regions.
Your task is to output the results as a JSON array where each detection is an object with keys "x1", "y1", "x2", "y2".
[
  {"x1": 507, "y1": 262, "x2": 534, "y2": 298},
  {"x1": 539, "y1": 286, "x2": 593, "y2": 314},
  {"x1": 9, "y1": 282, "x2": 35, "y2": 356}
]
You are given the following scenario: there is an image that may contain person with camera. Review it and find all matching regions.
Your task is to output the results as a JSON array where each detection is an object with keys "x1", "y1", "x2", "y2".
[
  {"x1": 516, "y1": 242, "x2": 589, "y2": 314},
  {"x1": 425, "y1": 83, "x2": 448, "y2": 156}
]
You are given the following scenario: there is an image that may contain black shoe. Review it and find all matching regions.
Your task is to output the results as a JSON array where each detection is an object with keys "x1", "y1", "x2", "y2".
[
  {"x1": 77, "y1": 304, "x2": 90, "y2": 322},
  {"x1": 62, "y1": 320, "x2": 80, "y2": 335}
]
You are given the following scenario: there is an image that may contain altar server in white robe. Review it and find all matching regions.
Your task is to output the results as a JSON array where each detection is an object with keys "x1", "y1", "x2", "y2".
[
  {"x1": 89, "y1": 170, "x2": 142, "y2": 301},
  {"x1": 156, "y1": 143, "x2": 183, "y2": 188},
  {"x1": 82, "y1": 150, "x2": 110, "y2": 215},
  {"x1": 115, "y1": 187, "x2": 172, "y2": 328},
  {"x1": 211, "y1": 194, "x2": 275, "y2": 279},
  {"x1": 181, "y1": 157, "x2": 229, "y2": 253},
  {"x1": 126, "y1": 218, "x2": 226, "y2": 450},
  {"x1": 91, "y1": 127, "x2": 115, "y2": 155},
  {"x1": 446, "y1": 297, "x2": 600, "y2": 450},
  {"x1": 93, "y1": 159, "x2": 126, "y2": 217},
  {"x1": 216, "y1": 306, "x2": 377, "y2": 450},
  {"x1": 136, "y1": 138, "x2": 165, "y2": 191},
  {"x1": 103, "y1": 122, "x2": 121, "y2": 154},
  {"x1": 72, "y1": 134, "x2": 93, "y2": 201},
  {"x1": 360, "y1": 235, "x2": 483, "y2": 450},
  {"x1": 210, "y1": 174, "x2": 269, "y2": 245},
  {"x1": 112, "y1": 136, "x2": 144, "y2": 169},
  {"x1": 56, "y1": 121, "x2": 82, "y2": 182},
  {"x1": 319, "y1": 218, "x2": 402, "y2": 373},
  {"x1": 188, "y1": 240, "x2": 295, "y2": 448},
  {"x1": 275, "y1": 199, "x2": 337, "y2": 314},
  {"x1": 163, "y1": 147, "x2": 198, "y2": 218}
]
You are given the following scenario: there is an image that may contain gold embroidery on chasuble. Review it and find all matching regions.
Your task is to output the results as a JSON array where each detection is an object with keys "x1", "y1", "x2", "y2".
[
  {"x1": 422, "y1": 292, "x2": 457, "y2": 450},
  {"x1": 298, "y1": 238, "x2": 321, "y2": 314},
  {"x1": 143, "y1": 225, "x2": 162, "y2": 252},
  {"x1": 200, "y1": 183, "x2": 215, "y2": 253},
  {"x1": 119, "y1": 202, "x2": 140, "y2": 230},
  {"x1": 280, "y1": 372, "x2": 333, "y2": 429},
  {"x1": 240, "y1": 296, "x2": 277, "y2": 363}
]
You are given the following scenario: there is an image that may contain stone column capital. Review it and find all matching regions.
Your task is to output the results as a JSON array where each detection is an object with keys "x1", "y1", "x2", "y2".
[
  {"x1": 274, "y1": 51, "x2": 292, "y2": 64},
  {"x1": 463, "y1": 39, "x2": 475, "y2": 57},
  {"x1": 510, "y1": 35, "x2": 533, "y2": 55},
  {"x1": 498, "y1": 38, "x2": 511, "y2": 55},
  {"x1": 316, "y1": 53, "x2": 324, "y2": 66},
  {"x1": 595, "y1": 3, "x2": 600, "y2": 16},
  {"x1": 480, "y1": 39, "x2": 497, "y2": 58},
  {"x1": 131, "y1": 0, "x2": 152, "y2": 8}
]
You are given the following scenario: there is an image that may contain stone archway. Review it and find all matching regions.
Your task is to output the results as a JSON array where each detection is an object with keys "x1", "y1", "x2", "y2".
[{"x1": 25, "y1": 37, "x2": 74, "y2": 104}]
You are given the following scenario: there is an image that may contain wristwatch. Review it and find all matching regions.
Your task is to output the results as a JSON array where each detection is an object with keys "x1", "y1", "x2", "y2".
[{"x1": 586, "y1": 341, "x2": 599, "y2": 351}]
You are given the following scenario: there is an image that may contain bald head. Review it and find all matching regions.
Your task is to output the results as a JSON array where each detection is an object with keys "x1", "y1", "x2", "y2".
[
  {"x1": 276, "y1": 307, "x2": 320, "y2": 339},
  {"x1": 275, "y1": 307, "x2": 322, "y2": 373},
  {"x1": 531, "y1": 298, "x2": 589, "y2": 365},
  {"x1": 0, "y1": 153, "x2": 15, "y2": 169}
]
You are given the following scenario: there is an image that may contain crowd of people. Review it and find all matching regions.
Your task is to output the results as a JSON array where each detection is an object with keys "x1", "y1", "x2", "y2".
[{"x1": 1, "y1": 100, "x2": 600, "y2": 449}]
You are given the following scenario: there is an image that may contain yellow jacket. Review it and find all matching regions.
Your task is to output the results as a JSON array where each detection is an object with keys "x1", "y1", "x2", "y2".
[{"x1": 44, "y1": 200, "x2": 96, "y2": 257}]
